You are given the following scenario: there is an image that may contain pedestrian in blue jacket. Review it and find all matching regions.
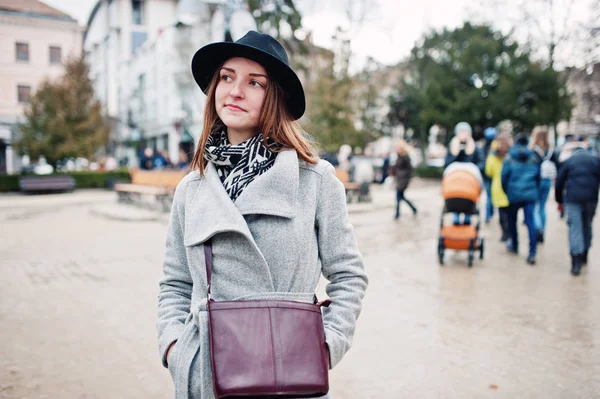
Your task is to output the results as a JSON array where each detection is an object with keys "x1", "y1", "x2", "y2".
[
  {"x1": 501, "y1": 135, "x2": 541, "y2": 265},
  {"x1": 555, "y1": 142, "x2": 600, "y2": 275}
]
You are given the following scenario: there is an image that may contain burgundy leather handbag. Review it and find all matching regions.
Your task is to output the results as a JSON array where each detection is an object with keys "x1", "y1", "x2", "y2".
[{"x1": 204, "y1": 240, "x2": 331, "y2": 398}]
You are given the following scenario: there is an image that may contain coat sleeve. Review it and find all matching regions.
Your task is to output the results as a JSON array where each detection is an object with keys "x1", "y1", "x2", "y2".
[
  {"x1": 444, "y1": 151, "x2": 457, "y2": 168},
  {"x1": 555, "y1": 160, "x2": 568, "y2": 204},
  {"x1": 316, "y1": 163, "x2": 369, "y2": 369},
  {"x1": 485, "y1": 155, "x2": 494, "y2": 178},
  {"x1": 157, "y1": 181, "x2": 193, "y2": 368}
]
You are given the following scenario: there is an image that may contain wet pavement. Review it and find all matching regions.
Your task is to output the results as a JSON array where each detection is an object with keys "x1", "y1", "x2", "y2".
[{"x1": 0, "y1": 183, "x2": 598, "y2": 398}]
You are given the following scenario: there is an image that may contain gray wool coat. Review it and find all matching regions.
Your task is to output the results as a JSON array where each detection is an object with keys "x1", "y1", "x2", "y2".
[{"x1": 157, "y1": 150, "x2": 369, "y2": 398}]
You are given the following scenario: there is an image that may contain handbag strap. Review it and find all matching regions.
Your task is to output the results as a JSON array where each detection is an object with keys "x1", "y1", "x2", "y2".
[{"x1": 202, "y1": 239, "x2": 331, "y2": 307}]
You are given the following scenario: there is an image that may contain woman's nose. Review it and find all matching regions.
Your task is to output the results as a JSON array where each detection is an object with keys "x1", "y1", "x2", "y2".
[{"x1": 229, "y1": 81, "x2": 244, "y2": 98}]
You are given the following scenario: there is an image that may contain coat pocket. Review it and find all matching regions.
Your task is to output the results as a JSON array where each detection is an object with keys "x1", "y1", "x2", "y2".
[{"x1": 167, "y1": 320, "x2": 193, "y2": 383}]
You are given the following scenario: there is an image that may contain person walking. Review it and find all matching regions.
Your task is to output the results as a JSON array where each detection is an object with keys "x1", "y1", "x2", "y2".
[
  {"x1": 482, "y1": 127, "x2": 497, "y2": 223},
  {"x1": 530, "y1": 126, "x2": 557, "y2": 244},
  {"x1": 555, "y1": 141, "x2": 600, "y2": 276},
  {"x1": 391, "y1": 140, "x2": 417, "y2": 220},
  {"x1": 445, "y1": 121, "x2": 485, "y2": 225},
  {"x1": 485, "y1": 132, "x2": 512, "y2": 242},
  {"x1": 156, "y1": 31, "x2": 368, "y2": 398},
  {"x1": 501, "y1": 134, "x2": 541, "y2": 265}
]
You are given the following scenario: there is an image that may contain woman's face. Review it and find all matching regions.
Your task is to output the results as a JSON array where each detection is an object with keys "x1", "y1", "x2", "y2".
[{"x1": 215, "y1": 57, "x2": 268, "y2": 138}]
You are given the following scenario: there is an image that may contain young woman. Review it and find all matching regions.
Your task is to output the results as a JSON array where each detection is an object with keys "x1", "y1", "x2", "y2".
[
  {"x1": 485, "y1": 133, "x2": 512, "y2": 242},
  {"x1": 391, "y1": 140, "x2": 418, "y2": 220},
  {"x1": 530, "y1": 126, "x2": 556, "y2": 244},
  {"x1": 156, "y1": 31, "x2": 368, "y2": 398}
]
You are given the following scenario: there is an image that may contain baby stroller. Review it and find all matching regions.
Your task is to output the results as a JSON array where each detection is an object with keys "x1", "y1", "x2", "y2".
[{"x1": 438, "y1": 163, "x2": 485, "y2": 267}]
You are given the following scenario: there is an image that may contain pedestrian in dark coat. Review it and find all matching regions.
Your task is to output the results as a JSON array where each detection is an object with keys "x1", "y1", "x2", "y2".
[
  {"x1": 390, "y1": 140, "x2": 417, "y2": 220},
  {"x1": 555, "y1": 142, "x2": 600, "y2": 275}
]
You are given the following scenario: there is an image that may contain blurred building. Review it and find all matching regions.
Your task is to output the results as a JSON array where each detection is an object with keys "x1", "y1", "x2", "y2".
[
  {"x1": 353, "y1": 61, "x2": 408, "y2": 157},
  {"x1": 565, "y1": 63, "x2": 600, "y2": 138},
  {"x1": 290, "y1": 32, "x2": 335, "y2": 86},
  {"x1": 84, "y1": 0, "x2": 222, "y2": 167},
  {"x1": 0, "y1": 0, "x2": 82, "y2": 174}
]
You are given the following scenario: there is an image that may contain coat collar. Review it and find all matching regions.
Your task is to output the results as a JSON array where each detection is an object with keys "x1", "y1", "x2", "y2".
[
  {"x1": 234, "y1": 149, "x2": 299, "y2": 218},
  {"x1": 183, "y1": 149, "x2": 299, "y2": 247}
]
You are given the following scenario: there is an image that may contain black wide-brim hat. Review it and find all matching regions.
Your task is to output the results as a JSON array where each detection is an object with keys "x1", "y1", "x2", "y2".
[{"x1": 191, "y1": 30, "x2": 305, "y2": 120}]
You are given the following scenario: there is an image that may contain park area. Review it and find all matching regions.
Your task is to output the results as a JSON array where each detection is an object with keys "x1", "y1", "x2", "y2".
[{"x1": 1, "y1": 182, "x2": 598, "y2": 398}]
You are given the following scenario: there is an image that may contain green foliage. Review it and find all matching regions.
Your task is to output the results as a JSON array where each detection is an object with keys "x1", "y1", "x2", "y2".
[
  {"x1": 14, "y1": 57, "x2": 109, "y2": 166},
  {"x1": 413, "y1": 165, "x2": 444, "y2": 179},
  {"x1": 68, "y1": 170, "x2": 131, "y2": 189},
  {"x1": 245, "y1": 0, "x2": 305, "y2": 54},
  {"x1": 353, "y1": 60, "x2": 389, "y2": 149},
  {"x1": 0, "y1": 170, "x2": 131, "y2": 192},
  {"x1": 0, "y1": 175, "x2": 20, "y2": 192},
  {"x1": 388, "y1": 23, "x2": 573, "y2": 138},
  {"x1": 305, "y1": 66, "x2": 359, "y2": 153}
]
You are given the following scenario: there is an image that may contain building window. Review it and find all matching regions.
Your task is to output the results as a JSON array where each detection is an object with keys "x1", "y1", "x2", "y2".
[
  {"x1": 131, "y1": 31, "x2": 148, "y2": 54},
  {"x1": 49, "y1": 46, "x2": 62, "y2": 64},
  {"x1": 16, "y1": 42, "x2": 29, "y2": 62},
  {"x1": 17, "y1": 85, "x2": 31, "y2": 103},
  {"x1": 132, "y1": 0, "x2": 144, "y2": 25}
]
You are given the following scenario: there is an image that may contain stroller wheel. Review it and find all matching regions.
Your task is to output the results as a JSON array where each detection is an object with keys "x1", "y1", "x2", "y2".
[
  {"x1": 438, "y1": 238, "x2": 445, "y2": 265},
  {"x1": 468, "y1": 251, "x2": 474, "y2": 267},
  {"x1": 479, "y1": 238, "x2": 485, "y2": 260}
]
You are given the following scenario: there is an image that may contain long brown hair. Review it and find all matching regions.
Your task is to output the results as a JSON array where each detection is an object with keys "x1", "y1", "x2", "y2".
[
  {"x1": 190, "y1": 65, "x2": 318, "y2": 173},
  {"x1": 530, "y1": 126, "x2": 550, "y2": 152},
  {"x1": 495, "y1": 132, "x2": 512, "y2": 157}
]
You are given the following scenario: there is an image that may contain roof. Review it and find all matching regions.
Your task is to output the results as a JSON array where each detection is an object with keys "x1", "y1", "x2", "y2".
[{"x1": 0, "y1": 0, "x2": 77, "y2": 22}]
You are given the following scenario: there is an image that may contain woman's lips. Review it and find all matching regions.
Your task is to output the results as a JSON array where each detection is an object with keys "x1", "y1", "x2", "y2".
[{"x1": 225, "y1": 104, "x2": 246, "y2": 112}]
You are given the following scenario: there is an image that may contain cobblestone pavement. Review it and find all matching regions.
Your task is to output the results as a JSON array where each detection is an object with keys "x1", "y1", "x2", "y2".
[{"x1": 0, "y1": 184, "x2": 598, "y2": 398}]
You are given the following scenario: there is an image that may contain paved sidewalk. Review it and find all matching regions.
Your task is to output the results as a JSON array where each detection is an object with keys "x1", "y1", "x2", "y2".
[
  {"x1": 1, "y1": 178, "x2": 599, "y2": 398},
  {"x1": 82, "y1": 179, "x2": 440, "y2": 222}
]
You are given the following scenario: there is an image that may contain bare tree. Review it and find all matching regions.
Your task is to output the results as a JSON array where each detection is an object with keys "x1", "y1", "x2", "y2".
[{"x1": 469, "y1": 0, "x2": 596, "y2": 69}]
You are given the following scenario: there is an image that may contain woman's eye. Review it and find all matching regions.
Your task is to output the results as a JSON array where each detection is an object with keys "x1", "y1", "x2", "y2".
[
  {"x1": 221, "y1": 75, "x2": 232, "y2": 82},
  {"x1": 250, "y1": 80, "x2": 264, "y2": 88}
]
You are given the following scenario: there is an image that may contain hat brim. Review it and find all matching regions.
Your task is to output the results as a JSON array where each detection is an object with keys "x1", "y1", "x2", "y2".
[{"x1": 191, "y1": 42, "x2": 305, "y2": 120}]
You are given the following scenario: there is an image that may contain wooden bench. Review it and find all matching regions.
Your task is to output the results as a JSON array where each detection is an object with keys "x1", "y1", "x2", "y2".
[
  {"x1": 334, "y1": 168, "x2": 361, "y2": 203},
  {"x1": 19, "y1": 175, "x2": 76, "y2": 194},
  {"x1": 114, "y1": 169, "x2": 186, "y2": 211}
]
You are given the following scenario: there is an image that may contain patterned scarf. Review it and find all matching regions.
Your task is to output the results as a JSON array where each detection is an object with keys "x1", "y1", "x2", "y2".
[{"x1": 204, "y1": 130, "x2": 280, "y2": 201}]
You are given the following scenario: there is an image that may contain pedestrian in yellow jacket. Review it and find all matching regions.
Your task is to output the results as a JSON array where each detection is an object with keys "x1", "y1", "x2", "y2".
[{"x1": 485, "y1": 133, "x2": 512, "y2": 241}]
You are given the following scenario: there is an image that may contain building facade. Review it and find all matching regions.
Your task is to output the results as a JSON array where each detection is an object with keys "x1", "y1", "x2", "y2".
[
  {"x1": 565, "y1": 63, "x2": 600, "y2": 139},
  {"x1": 0, "y1": 0, "x2": 82, "y2": 173},
  {"x1": 84, "y1": 0, "x2": 214, "y2": 168}
]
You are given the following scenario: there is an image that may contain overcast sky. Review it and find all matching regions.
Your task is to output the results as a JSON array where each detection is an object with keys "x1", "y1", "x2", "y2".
[
  {"x1": 42, "y1": 0, "x2": 470, "y2": 65},
  {"x1": 42, "y1": 0, "x2": 587, "y2": 68}
]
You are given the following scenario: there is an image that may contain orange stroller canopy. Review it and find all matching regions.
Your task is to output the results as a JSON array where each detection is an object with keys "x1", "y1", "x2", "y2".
[{"x1": 442, "y1": 168, "x2": 482, "y2": 204}]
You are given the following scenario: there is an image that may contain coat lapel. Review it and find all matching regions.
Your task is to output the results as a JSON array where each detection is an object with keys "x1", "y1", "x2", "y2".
[
  {"x1": 183, "y1": 162, "x2": 252, "y2": 247},
  {"x1": 234, "y1": 150, "x2": 299, "y2": 218},
  {"x1": 183, "y1": 149, "x2": 300, "y2": 247}
]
